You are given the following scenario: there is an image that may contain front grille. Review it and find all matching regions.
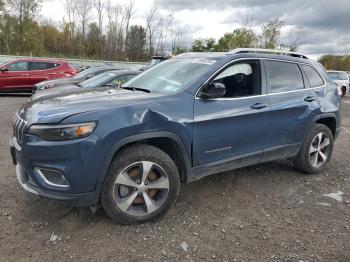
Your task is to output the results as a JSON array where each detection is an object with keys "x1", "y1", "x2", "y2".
[{"x1": 13, "y1": 113, "x2": 27, "y2": 143}]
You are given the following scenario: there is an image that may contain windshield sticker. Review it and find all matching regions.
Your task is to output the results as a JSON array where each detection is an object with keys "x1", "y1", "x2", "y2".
[{"x1": 192, "y1": 59, "x2": 216, "y2": 65}]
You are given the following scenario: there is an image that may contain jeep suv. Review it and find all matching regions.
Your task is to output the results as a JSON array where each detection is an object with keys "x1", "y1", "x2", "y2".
[{"x1": 10, "y1": 49, "x2": 341, "y2": 224}]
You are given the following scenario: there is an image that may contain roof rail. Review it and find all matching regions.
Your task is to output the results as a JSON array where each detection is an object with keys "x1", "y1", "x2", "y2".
[{"x1": 228, "y1": 48, "x2": 308, "y2": 59}]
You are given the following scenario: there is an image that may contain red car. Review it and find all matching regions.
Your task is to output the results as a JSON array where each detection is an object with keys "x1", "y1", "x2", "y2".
[{"x1": 0, "y1": 58, "x2": 77, "y2": 92}]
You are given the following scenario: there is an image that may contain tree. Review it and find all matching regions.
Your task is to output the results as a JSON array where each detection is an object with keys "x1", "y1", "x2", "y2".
[
  {"x1": 62, "y1": 0, "x2": 77, "y2": 55},
  {"x1": 123, "y1": 0, "x2": 135, "y2": 52},
  {"x1": 216, "y1": 28, "x2": 257, "y2": 51},
  {"x1": 6, "y1": 0, "x2": 42, "y2": 53},
  {"x1": 86, "y1": 22, "x2": 101, "y2": 57},
  {"x1": 75, "y1": 0, "x2": 93, "y2": 56},
  {"x1": 259, "y1": 18, "x2": 283, "y2": 49},
  {"x1": 126, "y1": 25, "x2": 146, "y2": 61},
  {"x1": 145, "y1": 3, "x2": 159, "y2": 57},
  {"x1": 191, "y1": 38, "x2": 216, "y2": 52},
  {"x1": 94, "y1": 0, "x2": 104, "y2": 58}
]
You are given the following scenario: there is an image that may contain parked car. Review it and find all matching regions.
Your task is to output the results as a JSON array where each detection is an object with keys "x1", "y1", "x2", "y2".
[
  {"x1": 140, "y1": 56, "x2": 171, "y2": 71},
  {"x1": 0, "y1": 59, "x2": 77, "y2": 93},
  {"x1": 31, "y1": 70, "x2": 140, "y2": 101},
  {"x1": 10, "y1": 48, "x2": 341, "y2": 224},
  {"x1": 327, "y1": 70, "x2": 349, "y2": 97},
  {"x1": 33, "y1": 66, "x2": 118, "y2": 93}
]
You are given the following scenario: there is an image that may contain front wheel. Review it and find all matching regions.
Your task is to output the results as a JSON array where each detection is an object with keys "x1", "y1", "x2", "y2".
[
  {"x1": 101, "y1": 144, "x2": 180, "y2": 224},
  {"x1": 293, "y1": 124, "x2": 334, "y2": 174}
]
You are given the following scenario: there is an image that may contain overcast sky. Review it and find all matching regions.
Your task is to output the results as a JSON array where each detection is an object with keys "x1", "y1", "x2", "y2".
[{"x1": 42, "y1": 0, "x2": 350, "y2": 58}]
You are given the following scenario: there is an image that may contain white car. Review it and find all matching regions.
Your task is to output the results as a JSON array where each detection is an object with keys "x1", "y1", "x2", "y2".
[{"x1": 327, "y1": 71, "x2": 349, "y2": 97}]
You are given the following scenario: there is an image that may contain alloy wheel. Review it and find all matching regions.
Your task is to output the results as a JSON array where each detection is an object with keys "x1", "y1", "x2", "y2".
[
  {"x1": 309, "y1": 132, "x2": 331, "y2": 168},
  {"x1": 113, "y1": 161, "x2": 170, "y2": 217}
]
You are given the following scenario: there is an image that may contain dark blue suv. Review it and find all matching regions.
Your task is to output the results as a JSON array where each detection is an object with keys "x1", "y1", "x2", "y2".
[{"x1": 10, "y1": 49, "x2": 341, "y2": 224}]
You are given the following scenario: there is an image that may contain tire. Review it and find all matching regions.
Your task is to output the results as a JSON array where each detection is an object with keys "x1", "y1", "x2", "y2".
[
  {"x1": 341, "y1": 86, "x2": 346, "y2": 97},
  {"x1": 293, "y1": 124, "x2": 334, "y2": 174},
  {"x1": 101, "y1": 144, "x2": 180, "y2": 224}
]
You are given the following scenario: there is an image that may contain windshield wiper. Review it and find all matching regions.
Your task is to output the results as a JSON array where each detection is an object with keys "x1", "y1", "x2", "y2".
[{"x1": 121, "y1": 86, "x2": 151, "y2": 93}]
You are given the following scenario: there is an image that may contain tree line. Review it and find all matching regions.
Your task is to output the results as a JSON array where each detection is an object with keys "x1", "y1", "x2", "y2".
[
  {"x1": 0, "y1": 0, "x2": 186, "y2": 61},
  {"x1": 191, "y1": 18, "x2": 297, "y2": 52}
]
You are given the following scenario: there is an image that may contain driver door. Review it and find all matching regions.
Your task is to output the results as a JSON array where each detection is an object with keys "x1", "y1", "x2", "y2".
[
  {"x1": 0, "y1": 61, "x2": 30, "y2": 91},
  {"x1": 193, "y1": 60, "x2": 270, "y2": 168}
]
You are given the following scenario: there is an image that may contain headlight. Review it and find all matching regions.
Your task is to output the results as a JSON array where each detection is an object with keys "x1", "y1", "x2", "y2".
[{"x1": 27, "y1": 122, "x2": 97, "y2": 141}]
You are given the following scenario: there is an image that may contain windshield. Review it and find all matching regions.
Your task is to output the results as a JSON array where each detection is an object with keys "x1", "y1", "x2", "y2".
[
  {"x1": 328, "y1": 72, "x2": 339, "y2": 80},
  {"x1": 122, "y1": 58, "x2": 217, "y2": 94},
  {"x1": 80, "y1": 72, "x2": 116, "y2": 88},
  {"x1": 74, "y1": 67, "x2": 101, "y2": 80}
]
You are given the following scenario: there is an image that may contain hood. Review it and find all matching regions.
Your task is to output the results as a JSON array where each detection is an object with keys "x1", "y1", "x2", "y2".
[
  {"x1": 35, "y1": 78, "x2": 80, "y2": 88},
  {"x1": 19, "y1": 88, "x2": 160, "y2": 124},
  {"x1": 31, "y1": 85, "x2": 81, "y2": 101}
]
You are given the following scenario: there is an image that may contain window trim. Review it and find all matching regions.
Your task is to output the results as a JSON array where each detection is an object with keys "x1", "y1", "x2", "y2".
[
  {"x1": 195, "y1": 58, "x2": 264, "y2": 100},
  {"x1": 195, "y1": 58, "x2": 326, "y2": 100}
]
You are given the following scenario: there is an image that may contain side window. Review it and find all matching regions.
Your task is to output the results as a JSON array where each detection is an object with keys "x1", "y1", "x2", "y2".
[
  {"x1": 212, "y1": 61, "x2": 260, "y2": 98},
  {"x1": 111, "y1": 74, "x2": 135, "y2": 85},
  {"x1": 29, "y1": 62, "x2": 60, "y2": 70},
  {"x1": 302, "y1": 65, "x2": 325, "y2": 88},
  {"x1": 265, "y1": 60, "x2": 304, "y2": 93},
  {"x1": 8, "y1": 62, "x2": 28, "y2": 71},
  {"x1": 339, "y1": 72, "x2": 349, "y2": 80}
]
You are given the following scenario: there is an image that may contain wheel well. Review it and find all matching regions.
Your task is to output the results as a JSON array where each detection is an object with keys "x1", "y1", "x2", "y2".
[
  {"x1": 316, "y1": 117, "x2": 336, "y2": 137},
  {"x1": 117, "y1": 137, "x2": 188, "y2": 183}
]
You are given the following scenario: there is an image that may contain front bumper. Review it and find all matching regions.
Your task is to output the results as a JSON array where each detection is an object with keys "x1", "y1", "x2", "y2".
[{"x1": 9, "y1": 136, "x2": 102, "y2": 207}]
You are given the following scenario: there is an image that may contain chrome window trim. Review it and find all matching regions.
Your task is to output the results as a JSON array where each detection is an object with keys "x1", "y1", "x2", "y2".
[{"x1": 195, "y1": 57, "x2": 327, "y2": 101}]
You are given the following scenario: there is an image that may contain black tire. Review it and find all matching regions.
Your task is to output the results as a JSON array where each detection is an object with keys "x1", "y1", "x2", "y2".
[
  {"x1": 293, "y1": 124, "x2": 334, "y2": 174},
  {"x1": 101, "y1": 144, "x2": 180, "y2": 224},
  {"x1": 341, "y1": 86, "x2": 346, "y2": 97}
]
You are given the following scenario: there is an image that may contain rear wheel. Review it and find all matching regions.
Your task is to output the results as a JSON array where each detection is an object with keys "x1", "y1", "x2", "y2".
[
  {"x1": 101, "y1": 144, "x2": 180, "y2": 224},
  {"x1": 294, "y1": 124, "x2": 334, "y2": 174},
  {"x1": 341, "y1": 86, "x2": 346, "y2": 97}
]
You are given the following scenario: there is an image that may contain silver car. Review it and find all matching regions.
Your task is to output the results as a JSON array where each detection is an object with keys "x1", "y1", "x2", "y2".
[{"x1": 327, "y1": 70, "x2": 349, "y2": 97}]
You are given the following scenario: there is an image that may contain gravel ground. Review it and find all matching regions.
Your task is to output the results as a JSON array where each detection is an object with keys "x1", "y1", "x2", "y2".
[{"x1": 0, "y1": 95, "x2": 349, "y2": 262}]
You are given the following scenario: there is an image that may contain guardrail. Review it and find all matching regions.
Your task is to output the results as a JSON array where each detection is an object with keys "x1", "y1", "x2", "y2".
[{"x1": 0, "y1": 55, "x2": 148, "y2": 69}]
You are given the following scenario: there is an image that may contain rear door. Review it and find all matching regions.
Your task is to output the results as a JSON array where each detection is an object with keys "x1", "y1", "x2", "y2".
[
  {"x1": 27, "y1": 62, "x2": 62, "y2": 85},
  {"x1": 193, "y1": 60, "x2": 270, "y2": 167},
  {"x1": 262, "y1": 60, "x2": 323, "y2": 161},
  {"x1": 0, "y1": 61, "x2": 30, "y2": 91}
]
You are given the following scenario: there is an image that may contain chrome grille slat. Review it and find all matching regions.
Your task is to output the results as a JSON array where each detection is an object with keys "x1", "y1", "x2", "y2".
[{"x1": 13, "y1": 113, "x2": 27, "y2": 143}]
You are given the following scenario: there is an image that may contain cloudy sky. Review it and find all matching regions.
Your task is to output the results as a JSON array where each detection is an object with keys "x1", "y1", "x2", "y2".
[{"x1": 42, "y1": 0, "x2": 350, "y2": 58}]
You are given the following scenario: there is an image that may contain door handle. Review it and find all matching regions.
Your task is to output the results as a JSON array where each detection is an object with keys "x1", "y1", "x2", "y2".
[
  {"x1": 21, "y1": 74, "x2": 29, "y2": 76},
  {"x1": 304, "y1": 96, "x2": 316, "y2": 102},
  {"x1": 250, "y1": 103, "x2": 268, "y2": 110}
]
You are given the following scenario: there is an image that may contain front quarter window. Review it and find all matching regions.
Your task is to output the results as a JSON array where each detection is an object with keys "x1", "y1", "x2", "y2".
[{"x1": 122, "y1": 58, "x2": 217, "y2": 94}]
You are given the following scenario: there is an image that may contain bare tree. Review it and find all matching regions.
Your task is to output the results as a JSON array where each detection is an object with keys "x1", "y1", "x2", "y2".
[
  {"x1": 62, "y1": 0, "x2": 77, "y2": 55},
  {"x1": 105, "y1": 0, "x2": 124, "y2": 58},
  {"x1": 94, "y1": 0, "x2": 104, "y2": 58},
  {"x1": 156, "y1": 13, "x2": 173, "y2": 55},
  {"x1": 75, "y1": 0, "x2": 93, "y2": 56},
  {"x1": 145, "y1": 3, "x2": 159, "y2": 56},
  {"x1": 123, "y1": 0, "x2": 135, "y2": 52}
]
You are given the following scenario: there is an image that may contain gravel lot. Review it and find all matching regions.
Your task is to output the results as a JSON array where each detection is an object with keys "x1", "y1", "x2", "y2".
[{"x1": 0, "y1": 95, "x2": 350, "y2": 262}]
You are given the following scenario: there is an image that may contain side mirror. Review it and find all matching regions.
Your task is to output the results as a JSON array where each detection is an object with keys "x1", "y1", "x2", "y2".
[
  {"x1": 1, "y1": 67, "x2": 8, "y2": 72},
  {"x1": 199, "y1": 82, "x2": 226, "y2": 99}
]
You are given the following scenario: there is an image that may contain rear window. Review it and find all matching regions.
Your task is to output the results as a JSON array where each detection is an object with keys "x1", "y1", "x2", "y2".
[
  {"x1": 265, "y1": 60, "x2": 304, "y2": 93},
  {"x1": 302, "y1": 65, "x2": 324, "y2": 88},
  {"x1": 339, "y1": 72, "x2": 349, "y2": 80}
]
